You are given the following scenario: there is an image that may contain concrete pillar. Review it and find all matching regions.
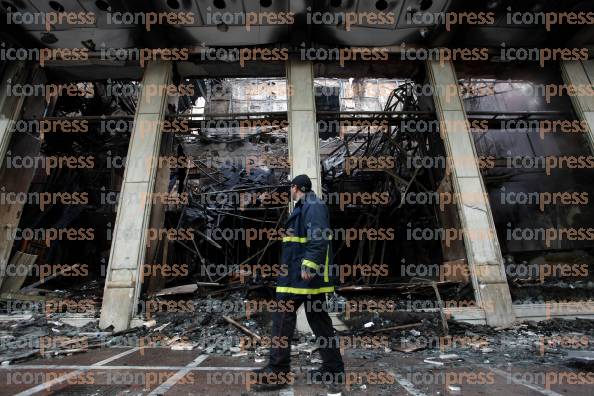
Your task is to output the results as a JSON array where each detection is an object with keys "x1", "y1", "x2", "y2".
[
  {"x1": 99, "y1": 61, "x2": 172, "y2": 331},
  {"x1": 0, "y1": 62, "x2": 40, "y2": 290},
  {"x1": 286, "y1": 58, "x2": 323, "y2": 333},
  {"x1": 560, "y1": 60, "x2": 594, "y2": 149},
  {"x1": 426, "y1": 60, "x2": 515, "y2": 327},
  {"x1": 286, "y1": 57, "x2": 321, "y2": 196}
]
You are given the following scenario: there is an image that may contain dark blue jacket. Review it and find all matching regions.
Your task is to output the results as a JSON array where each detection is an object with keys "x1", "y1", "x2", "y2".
[{"x1": 277, "y1": 191, "x2": 336, "y2": 298}]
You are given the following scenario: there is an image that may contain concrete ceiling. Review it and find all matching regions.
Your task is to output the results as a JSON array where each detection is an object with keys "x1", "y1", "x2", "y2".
[
  {"x1": 1, "y1": 0, "x2": 593, "y2": 81},
  {"x1": 2, "y1": 0, "x2": 593, "y2": 49}
]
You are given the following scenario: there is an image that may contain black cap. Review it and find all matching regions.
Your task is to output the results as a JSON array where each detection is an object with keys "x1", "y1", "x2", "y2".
[{"x1": 291, "y1": 174, "x2": 312, "y2": 192}]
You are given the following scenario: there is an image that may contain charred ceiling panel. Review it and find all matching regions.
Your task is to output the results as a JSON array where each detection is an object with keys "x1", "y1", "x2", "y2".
[
  {"x1": 4, "y1": 1, "x2": 593, "y2": 50},
  {"x1": 0, "y1": 0, "x2": 139, "y2": 49},
  {"x1": 312, "y1": 0, "x2": 453, "y2": 46},
  {"x1": 151, "y1": 0, "x2": 292, "y2": 46},
  {"x1": 453, "y1": 0, "x2": 594, "y2": 48}
]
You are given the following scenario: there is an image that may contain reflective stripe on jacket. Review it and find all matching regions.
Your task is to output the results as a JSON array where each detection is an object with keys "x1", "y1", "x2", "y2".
[{"x1": 276, "y1": 191, "x2": 336, "y2": 298}]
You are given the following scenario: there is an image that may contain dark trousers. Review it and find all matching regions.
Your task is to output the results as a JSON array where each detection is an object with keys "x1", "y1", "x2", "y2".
[
  {"x1": 168, "y1": 169, "x2": 187, "y2": 194},
  {"x1": 268, "y1": 294, "x2": 344, "y2": 373}
]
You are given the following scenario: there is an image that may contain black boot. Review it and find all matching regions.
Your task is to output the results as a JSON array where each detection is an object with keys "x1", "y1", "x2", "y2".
[{"x1": 250, "y1": 366, "x2": 294, "y2": 392}]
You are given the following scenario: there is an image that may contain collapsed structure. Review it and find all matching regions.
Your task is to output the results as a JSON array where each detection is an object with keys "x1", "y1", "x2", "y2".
[{"x1": 0, "y1": 2, "x2": 594, "y2": 393}]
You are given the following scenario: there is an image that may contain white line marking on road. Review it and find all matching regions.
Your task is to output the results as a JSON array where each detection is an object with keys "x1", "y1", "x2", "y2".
[
  {"x1": 279, "y1": 387, "x2": 294, "y2": 396},
  {"x1": 486, "y1": 366, "x2": 564, "y2": 396},
  {"x1": 147, "y1": 354, "x2": 209, "y2": 396},
  {"x1": 92, "y1": 347, "x2": 140, "y2": 366},
  {"x1": 13, "y1": 347, "x2": 140, "y2": 396},
  {"x1": 4, "y1": 365, "x2": 259, "y2": 371},
  {"x1": 389, "y1": 371, "x2": 428, "y2": 396},
  {"x1": 13, "y1": 371, "x2": 83, "y2": 396}
]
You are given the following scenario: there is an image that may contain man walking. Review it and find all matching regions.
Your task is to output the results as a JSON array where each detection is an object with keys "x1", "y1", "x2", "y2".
[{"x1": 252, "y1": 174, "x2": 344, "y2": 391}]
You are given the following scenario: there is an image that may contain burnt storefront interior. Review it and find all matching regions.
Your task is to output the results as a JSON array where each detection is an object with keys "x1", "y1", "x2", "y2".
[{"x1": 1, "y1": 1, "x2": 594, "y2": 394}]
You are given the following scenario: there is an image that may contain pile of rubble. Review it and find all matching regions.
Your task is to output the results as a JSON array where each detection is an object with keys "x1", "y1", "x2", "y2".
[{"x1": 3, "y1": 284, "x2": 594, "y2": 372}]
